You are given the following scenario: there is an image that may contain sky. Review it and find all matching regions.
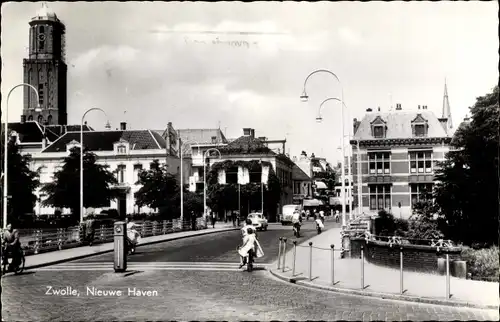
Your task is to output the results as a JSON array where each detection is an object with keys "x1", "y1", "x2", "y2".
[{"x1": 1, "y1": 1, "x2": 498, "y2": 164}]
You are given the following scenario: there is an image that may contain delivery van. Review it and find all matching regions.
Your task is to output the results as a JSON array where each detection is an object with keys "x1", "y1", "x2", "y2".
[{"x1": 280, "y1": 204, "x2": 302, "y2": 225}]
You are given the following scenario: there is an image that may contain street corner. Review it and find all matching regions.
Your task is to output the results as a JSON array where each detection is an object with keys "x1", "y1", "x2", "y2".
[{"x1": 268, "y1": 268, "x2": 308, "y2": 284}]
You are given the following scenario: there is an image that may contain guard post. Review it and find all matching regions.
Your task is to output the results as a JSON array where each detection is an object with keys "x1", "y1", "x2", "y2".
[{"x1": 114, "y1": 221, "x2": 127, "y2": 272}]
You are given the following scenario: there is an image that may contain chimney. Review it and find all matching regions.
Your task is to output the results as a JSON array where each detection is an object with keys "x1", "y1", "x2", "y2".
[
  {"x1": 366, "y1": 108, "x2": 373, "y2": 112},
  {"x1": 464, "y1": 114, "x2": 470, "y2": 122},
  {"x1": 21, "y1": 115, "x2": 26, "y2": 123},
  {"x1": 243, "y1": 128, "x2": 254, "y2": 138},
  {"x1": 211, "y1": 136, "x2": 217, "y2": 144},
  {"x1": 377, "y1": 106, "x2": 381, "y2": 112},
  {"x1": 120, "y1": 122, "x2": 126, "y2": 130},
  {"x1": 353, "y1": 118, "x2": 361, "y2": 134},
  {"x1": 258, "y1": 136, "x2": 267, "y2": 142},
  {"x1": 395, "y1": 104, "x2": 402, "y2": 111},
  {"x1": 418, "y1": 105, "x2": 421, "y2": 110}
]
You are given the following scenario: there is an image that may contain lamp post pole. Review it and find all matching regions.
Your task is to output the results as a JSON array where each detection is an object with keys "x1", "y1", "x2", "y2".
[
  {"x1": 3, "y1": 83, "x2": 41, "y2": 229},
  {"x1": 179, "y1": 139, "x2": 200, "y2": 223},
  {"x1": 260, "y1": 159, "x2": 264, "y2": 214},
  {"x1": 80, "y1": 108, "x2": 109, "y2": 224},
  {"x1": 311, "y1": 91, "x2": 347, "y2": 228},
  {"x1": 203, "y1": 148, "x2": 221, "y2": 221}
]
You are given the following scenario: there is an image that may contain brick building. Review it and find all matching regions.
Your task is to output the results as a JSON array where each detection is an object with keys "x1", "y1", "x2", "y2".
[{"x1": 351, "y1": 102, "x2": 453, "y2": 219}]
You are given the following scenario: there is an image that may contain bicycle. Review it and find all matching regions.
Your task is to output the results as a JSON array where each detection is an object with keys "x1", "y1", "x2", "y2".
[{"x1": 1, "y1": 247, "x2": 26, "y2": 275}]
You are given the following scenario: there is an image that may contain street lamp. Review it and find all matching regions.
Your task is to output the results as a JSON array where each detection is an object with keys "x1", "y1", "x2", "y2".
[
  {"x1": 260, "y1": 159, "x2": 264, "y2": 214},
  {"x1": 178, "y1": 139, "x2": 201, "y2": 223},
  {"x1": 203, "y1": 148, "x2": 221, "y2": 221},
  {"x1": 3, "y1": 83, "x2": 41, "y2": 229},
  {"x1": 301, "y1": 69, "x2": 347, "y2": 229},
  {"x1": 80, "y1": 108, "x2": 109, "y2": 224}
]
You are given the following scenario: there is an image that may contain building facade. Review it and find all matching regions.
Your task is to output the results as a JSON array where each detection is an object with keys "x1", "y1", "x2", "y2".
[
  {"x1": 351, "y1": 103, "x2": 452, "y2": 219},
  {"x1": 30, "y1": 124, "x2": 187, "y2": 217}
]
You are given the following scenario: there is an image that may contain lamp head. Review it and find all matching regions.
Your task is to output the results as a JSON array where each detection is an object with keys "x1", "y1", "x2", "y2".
[
  {"x1": 300, "y1": 91, "x2": 309, "y2": 102},
  {"x1": 105, "y1": 121, "x2": 111, "y2": 130},
  {"x1": 34, "y1": 105, "x2": 42, "y2": 113},
  {"x1": 315, "y1": 116, "x2": 323, "y2": 123}
]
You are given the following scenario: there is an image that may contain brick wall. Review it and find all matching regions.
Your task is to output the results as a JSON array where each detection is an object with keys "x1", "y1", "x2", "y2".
[{"x1": 350, "y1": 238, "x2": 462, "y2": 274}]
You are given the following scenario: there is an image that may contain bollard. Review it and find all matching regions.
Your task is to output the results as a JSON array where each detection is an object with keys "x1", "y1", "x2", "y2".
[
  {"x1": 446, "y1": 253, "x2": 450, "y2": 298},
  {"x1": 331, "y1": 244, "x2": 335, "y2": 285},
  {"x1": 282, "y1": 238, "x2": 287, "y2": 273},
  {"x1": 400, "y1": 246, "x2": 404, "y2": 294},
  {"x1": 309, "y1": 242, "x2": 313, "y2": 281},
  {"x1": 277, "y1": 238, "x2": 282, "y2": 270},
  {"x1": 292, "y1": 241, "x2": 297, "y2": 276},
  {"x1": 361, "y1": 245, "x2": 365, "y2": 289}
]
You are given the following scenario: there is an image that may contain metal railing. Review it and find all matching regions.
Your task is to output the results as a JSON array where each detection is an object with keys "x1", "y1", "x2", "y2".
[
  {"x1": 276, "y1": 236, "x2": 456, "y2": 299},
  {"x1": 3, "y1": 218, "x2": 207, "y2": 256}
]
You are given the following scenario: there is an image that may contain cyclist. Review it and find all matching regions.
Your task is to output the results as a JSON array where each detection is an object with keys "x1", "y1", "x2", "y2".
[
  {"x1": 292, "y1": 210, "x2": 302, "y2": 237},
  {"x1": 2, "y1": 224, "x2": 22, "y2": 270}
]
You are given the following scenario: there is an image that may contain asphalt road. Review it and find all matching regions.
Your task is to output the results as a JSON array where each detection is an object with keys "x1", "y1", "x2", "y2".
[{"x1": 2, "y1": 220, "x2": 497, "y2": 321}]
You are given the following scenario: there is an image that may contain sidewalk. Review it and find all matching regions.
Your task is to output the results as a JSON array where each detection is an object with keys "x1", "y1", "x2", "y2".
[
  {"x1": 24, "y1": 223, "x2": 238, "y2": 270},
  {"x1": 270, "y1": 227, "x2": 499, "y2": 310}
]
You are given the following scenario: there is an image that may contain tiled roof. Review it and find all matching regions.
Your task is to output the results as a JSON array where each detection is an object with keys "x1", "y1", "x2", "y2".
[
  {"x1": 150, "y1": 130, "x2": 167, "y2": 149},
  {"x1": 292, "y1": 164, "x2": 311, "y2": 181},
  {"x1": 353, "y1": 110, "x2": 449, "y2": 140},
  {"x1": 177, "y1": 128, "x2": 228, "y2": 144},
  {"x1": 45, "y1": 124, "x2": 93, "y2": 142},
  {"x1": 219, "y1": 135, "x2": 275, "y2": 155},
  {"x1": 42, "y1": 130, "x2": 166, "y2": 153},
  {"x1": 5, "y1": 121, "x2": 44, "y2": 143}
]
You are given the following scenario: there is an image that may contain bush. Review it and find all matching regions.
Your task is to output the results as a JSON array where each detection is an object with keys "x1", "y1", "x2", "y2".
[{"x1": 461, "y1": 246, "x2": 499, "y2": 282}]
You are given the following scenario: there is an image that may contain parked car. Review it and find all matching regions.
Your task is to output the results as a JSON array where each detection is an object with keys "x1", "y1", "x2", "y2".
[{"x1": 247, "y1": 213, "x2": 268, "y2": 231}]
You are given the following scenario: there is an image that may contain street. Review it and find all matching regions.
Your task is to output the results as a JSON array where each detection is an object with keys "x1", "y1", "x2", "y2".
[{"x1": 1, "y1": 221, "x2": 496, "y2": 321}]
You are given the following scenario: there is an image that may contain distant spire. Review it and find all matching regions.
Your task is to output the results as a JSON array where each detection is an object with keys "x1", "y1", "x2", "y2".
[{"x1": 442, "y1": 78, "x2": 453, "y2": 129}]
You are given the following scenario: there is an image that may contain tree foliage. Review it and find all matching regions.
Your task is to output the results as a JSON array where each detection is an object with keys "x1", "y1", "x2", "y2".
[
  {"x1": 0, "y1": 139, "x2": 40, "y2": 226},
  {"x1": 134, "y1": 160, "x2": 179, "y2": 210},
  {"x1": 41, "y1": 147, "x2": 118, "y2": 218},
  {"x1": 434, "y1": 85, "x2": 499, "y2": 246}
]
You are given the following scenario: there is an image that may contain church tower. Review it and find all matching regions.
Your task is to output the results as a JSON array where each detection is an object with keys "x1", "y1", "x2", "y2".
[{"x1": 22, "y1": 3, "x2": 67, "y2": 125}]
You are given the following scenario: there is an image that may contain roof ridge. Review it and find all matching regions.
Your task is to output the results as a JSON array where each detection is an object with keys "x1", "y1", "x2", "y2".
[{"x1": 148, "y1": 129, "x2": 162, "y2": 149}]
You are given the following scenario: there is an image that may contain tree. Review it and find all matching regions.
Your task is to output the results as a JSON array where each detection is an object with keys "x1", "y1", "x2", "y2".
[
  {"x1": 41, "y1": 147, "x2": 118, "y2": 219},
  {"x1": 0, "y1": 138, "x2": 40, "y2": 226},
  {"x1": 134, "y1": 160, "x2": 179, "y2": 219},
  {"x1": 434, "y1": 85, "x2": 499, "y2": 246}
]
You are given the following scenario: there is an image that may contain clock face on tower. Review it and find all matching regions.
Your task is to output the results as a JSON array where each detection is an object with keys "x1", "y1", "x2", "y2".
[{"x1": 38, "y1": 34, "x2": 46, "y2": 41}]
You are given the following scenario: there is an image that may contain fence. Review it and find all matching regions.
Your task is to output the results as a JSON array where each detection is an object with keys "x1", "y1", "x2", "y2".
[
  {"x1": 4, "y1": 218, "x2": 207, "y2": 256},
  {"x1": 276, "y1": 236, "x2": 458, "y2": 299}
]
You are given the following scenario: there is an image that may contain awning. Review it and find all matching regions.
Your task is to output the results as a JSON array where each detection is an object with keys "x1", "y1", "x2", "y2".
[
  {"x1": 314, "y1": 181, "x2": 327, "y2": 189},
  {"x1": 303, "y1": 199, "x2": 324, "y2": 207}
]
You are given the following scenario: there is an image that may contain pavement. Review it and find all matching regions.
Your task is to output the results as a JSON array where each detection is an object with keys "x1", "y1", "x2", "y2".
[
  {"x1": 22, "y1": 222, "x2": 239, "y2": 270},
  {"x1": 3, "y1": 221, "x2": 498, "y2": 321},
  {"x1": 270, "y1": 225, "x2": 500, "y2": 311}
]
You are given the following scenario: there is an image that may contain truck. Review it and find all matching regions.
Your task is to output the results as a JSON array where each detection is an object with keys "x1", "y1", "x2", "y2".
[{"x1": 280, "y1": 204, "x2": 302, "y2": 225}]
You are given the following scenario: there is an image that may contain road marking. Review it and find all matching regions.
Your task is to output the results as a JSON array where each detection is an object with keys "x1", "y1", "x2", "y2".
[{"x1": 32, "y1": 261, "x2": 272, "y2": 272}]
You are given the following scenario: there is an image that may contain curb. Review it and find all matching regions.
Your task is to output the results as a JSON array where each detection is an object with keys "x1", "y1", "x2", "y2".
[
  {"x1": 269, "y1": 269, "x2": 498, "y2": 310},
  {"x1": 24, "y1": 227, "x2": 239, "y2": 270}
]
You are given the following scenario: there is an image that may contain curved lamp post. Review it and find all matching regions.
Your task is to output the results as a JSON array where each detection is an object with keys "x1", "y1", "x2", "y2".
[
  {"x1": 3, "y1": 83, "x2": 41, "y2": 229},
  {"x1": 300, "y1": 69, "x2": 347, "y2": 229},
  {"x1": 203, "y1": 148, "x2": 221, "y2": 220},
  {"x1": 179, "y1": 139, "x2": 201, "y2": 223},
  {"x1": 80, "y1": 108, "x2": 109, "y2": 224}
]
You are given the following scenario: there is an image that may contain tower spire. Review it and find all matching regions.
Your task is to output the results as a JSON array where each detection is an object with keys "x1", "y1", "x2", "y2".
[{"x1": 442, "y1": 78, "x2": 453, "y2": 129}]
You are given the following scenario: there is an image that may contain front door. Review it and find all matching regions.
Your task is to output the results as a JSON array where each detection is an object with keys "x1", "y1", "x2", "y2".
[{"x1": 118, "y1": 193, "x2": 127, "y2": 219}]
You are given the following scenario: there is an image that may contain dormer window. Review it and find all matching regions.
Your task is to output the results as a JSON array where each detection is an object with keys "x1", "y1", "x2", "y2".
[
  {"x1": 411, "y1": 114, "x2": 428, "y2": 137},
  {"x1": 373, "y1": 126, "x2": 385, "y2": 138},
  {"x1": 117, "y1": 145, "x2": 126, "y2": 154},
  {"x1": 114, "y1": 138, "x2": 130, "y2": 155},
  {"x1": 370, "y1": 116, "x2": 387, "y2": 139}
]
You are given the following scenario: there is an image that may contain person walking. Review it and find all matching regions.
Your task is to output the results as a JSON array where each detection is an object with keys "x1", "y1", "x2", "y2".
[
  {"x1": 191, "y1": 211, "x2": 197, "y2": 231},
  {"x1": 85, "y1": 215, "x2": 95, "y2": 246}
]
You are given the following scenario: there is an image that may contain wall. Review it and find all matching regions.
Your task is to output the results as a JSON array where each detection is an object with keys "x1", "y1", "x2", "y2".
[{"x1": 350, "y1": 238, "x2": 462, "y2": 274}]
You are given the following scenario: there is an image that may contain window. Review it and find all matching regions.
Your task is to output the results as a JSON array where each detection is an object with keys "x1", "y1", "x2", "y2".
[
  {"x1": 28, "y1": 115, "x2": 33, "y2": 121},
  {"x1": 38, "y1": 115, "x2": 43, "y2": 124},
  {"x1": 116, "y1": 165, "x2": 126, "y2": 184},
  {"x1": 369, "y1": 185, "x2": 391, "y2": 210},
  {"x1": 373, "y1": 125, "x2": 385, "y2": 138},
  {"x1": 411, "y1": 183, "x2": 433, "y2": 206},
  {"x1": 409, "y1": 151, "x2": 432, "y2": 174},
  {"x1": 38, "y1": 84, "x2": 44, "y2": 106},
  {"x1": 196, "y1": 182, "x2": 204, "y2": 193},
  {"x1": 117, "y1": 145, "x2": 126, "y2": 154},
  {"x1": 368, "y1": 152, "x2": 390, "y2": 174},
  {"x1": 250, "y1": 166, "x2": 262, "y2": 183},
  {"x1": 226, "y1": 166, "x2": 238, "y2": 184},
  {"x1": 414, "y1": 124, "x2": 426, "y2": 137},
  {"x1": 133, "y1": 164, "x2": 143, "y2": 183},
  {"x1": 197, "y1": 167, "x2": 204, "y2": 181},
  {"x1": 47, "y1": 115, "x2": 52, "y2": 125}
]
